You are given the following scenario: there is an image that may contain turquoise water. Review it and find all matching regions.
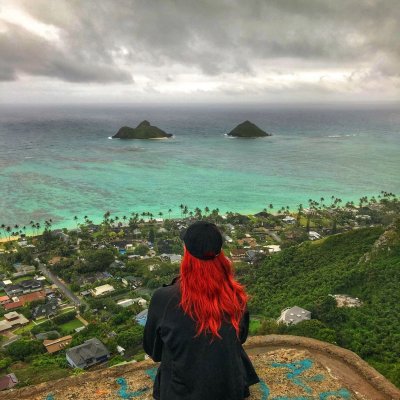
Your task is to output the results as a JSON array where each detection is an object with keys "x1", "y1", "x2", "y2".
[{"x1": 0, "y1": 103, "x2": 399, "y2": 229}]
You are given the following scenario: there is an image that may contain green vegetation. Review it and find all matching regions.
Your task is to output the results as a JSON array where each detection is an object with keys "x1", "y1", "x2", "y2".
[
  {"x1": 243, "y1": 222, "x2": 400, "y2": 387},
  {"x1": 59, "y1": 318, "x2": 84, "y2": 334},
  {"x1": 227, "y1": 120, "x2": 271, "y2": 137},
  {"x1": 112, "y1": 120, "x2": 173, "y2": 139},
  {"x1": 0, "y1": 191, "x2": 398, "y2": 389}
]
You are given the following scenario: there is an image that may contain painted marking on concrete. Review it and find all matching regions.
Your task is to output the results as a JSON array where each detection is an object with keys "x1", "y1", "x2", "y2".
[
  {"x1": 116, "y1": 377, "x2": 149, "y2": 398},
  {"x1": 319, "y1": 388, "x2": 351, "y2": 399},
  {"x1": 145, "y1": 367, "x2": 158, "y2": 382},
  {"x1": 259, "y1": 378, "x2": 271, "y2": 400},
  {"x1": 271, "y1": 359, "x2": 319, "y2": 394}
]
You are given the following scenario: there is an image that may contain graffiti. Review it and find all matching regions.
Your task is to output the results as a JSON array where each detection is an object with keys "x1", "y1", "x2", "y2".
[
  {"x1": 145, "y1": 367, "x2": 158, "y2": 382},
  {"x1": 44, "y1": 359, "x2": 352, "y2": 400},
  {"x1": 271, "y1": 359, "x2": 324, "y2": 393},
  {"x1": 319, "y1": 388, "x2": 351, "y2": 399},
  {"x1": 259, "y1": 378, "x2": 271, "y2": 400},
  {"x1": 116, "y1": 377, "x2": 149, "y2": 398},
  {"x1": 256, "y1": 358, "x2": 351, "y2": 400},
  {"x1": 115, "y1": 367, "x2": 157, "y2": 398}
]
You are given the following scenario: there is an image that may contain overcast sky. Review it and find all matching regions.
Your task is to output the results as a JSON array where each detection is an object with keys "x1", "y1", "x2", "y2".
[{"x1": 0, "y1": 0, "x2": 399, "y2": 104}]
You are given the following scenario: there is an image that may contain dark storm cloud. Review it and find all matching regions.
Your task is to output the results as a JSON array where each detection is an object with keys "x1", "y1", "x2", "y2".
[
  {"x1": 1, "y1": 0, "x2": 400, "y2": 85},
  {"x1": 0, "y1": 21, "x2": 132, "y2": 83}
]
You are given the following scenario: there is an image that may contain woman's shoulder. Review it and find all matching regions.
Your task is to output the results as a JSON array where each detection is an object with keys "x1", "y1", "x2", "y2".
[{"x1": 151, "y1": 276, "x2": 180, "y2": 302}]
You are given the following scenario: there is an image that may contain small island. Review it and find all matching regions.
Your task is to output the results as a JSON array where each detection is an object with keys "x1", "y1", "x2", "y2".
[
  {"x1": 227, "y1": 120, "x2": 272, "y2": 138},
  {"x1": 112, "y1": 120, "x2": 173, "y2": 139}
]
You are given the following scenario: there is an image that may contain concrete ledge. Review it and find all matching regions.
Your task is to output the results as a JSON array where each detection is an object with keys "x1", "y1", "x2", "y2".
[
  {"x1": 244, "y1": 335, "x2": 400, "y2": 400},
  {"x1": 2, "y1": 335, "x2": 399, "y2": 400}
]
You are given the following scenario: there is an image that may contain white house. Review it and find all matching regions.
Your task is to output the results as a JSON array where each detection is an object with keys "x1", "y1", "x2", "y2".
[
  {"x1": 282, "y1": 216, "x2": 296, "y2": 224},
  {"x1": 308, "y1": 231, "x2": 321, "y2": 240},
  {"x1": 91, "y1": 284, "x2": 115, "y2": 297},
  {"x1": 160, "y1": 254, "x2": 182, "y2": 263},
  {"x1": 277, "y1": 306, "x2": 311, "y2": 325},
  {"x1": 224, "y1": 235, "x2": 233, "y2": 243},
  {"x1": 117, "y1": 298, "x2": 147, "y2": 308},
  {"x1": 266, "y1": 245, "x2": 281, "y2": 253}
]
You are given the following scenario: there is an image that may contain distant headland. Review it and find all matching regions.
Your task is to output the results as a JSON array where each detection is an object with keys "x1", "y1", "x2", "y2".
[
  {"x1": 112, "y1": 120, "x2": 173, "y2": 139},
  {"x1": 227, "y1": 120, "x2": 272, "y2": 137}
]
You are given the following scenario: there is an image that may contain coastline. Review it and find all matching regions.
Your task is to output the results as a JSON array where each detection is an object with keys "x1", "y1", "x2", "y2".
[{"x1": 0, "y1": 190, "x2": 386, "y2": 243}]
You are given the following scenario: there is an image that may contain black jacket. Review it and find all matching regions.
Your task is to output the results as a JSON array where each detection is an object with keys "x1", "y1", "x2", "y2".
[{"x1": 143, "y1": 278, "x2": 259, "y2": 400}]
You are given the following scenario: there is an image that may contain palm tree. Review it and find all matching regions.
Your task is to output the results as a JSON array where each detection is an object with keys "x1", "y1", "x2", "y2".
[
  {"x1": 103, "y1": 211, "x2": 111, "y2": 224},
  {"x1": 204, "y1": 206, "x2": 210, "y2": 216},
  {"x1": 168, "y1": 208, "x2": 172, "y2": 219},
  {"x1": 194, "y1": 207, "x2": 202, "y2": 220},
  {"x1": 297, "y1": 204, "x2": 303, "y2": 226}
]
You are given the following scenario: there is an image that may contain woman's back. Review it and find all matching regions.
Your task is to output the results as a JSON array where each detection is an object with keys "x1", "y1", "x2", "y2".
[
  {"x1": 143, "y1": 221, "x2": 259, "y2": 400},
  {"x1": 143, "y1": 278, "x2": 259, "y2": 400}
]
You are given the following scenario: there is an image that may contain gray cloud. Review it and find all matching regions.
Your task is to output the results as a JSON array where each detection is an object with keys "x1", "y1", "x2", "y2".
[{"x1": 0, "y1": 0, "x2": 399, "y2": 99}]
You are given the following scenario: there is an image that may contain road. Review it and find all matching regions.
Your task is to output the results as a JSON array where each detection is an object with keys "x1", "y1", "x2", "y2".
[
  {"x1": 266, "y1": 230, "x2": 282, "y2": 243},
  {"x1": 38, "y1": 263, "x2": 87, "y2": 308}
]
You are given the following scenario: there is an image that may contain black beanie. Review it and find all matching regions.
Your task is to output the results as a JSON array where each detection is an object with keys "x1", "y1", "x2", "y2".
[{"x1": 181, "y1": 221, "x2": 223, "y2": 260}]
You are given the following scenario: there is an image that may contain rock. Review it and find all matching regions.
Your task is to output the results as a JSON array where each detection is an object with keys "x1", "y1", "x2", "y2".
[
  {"x1": 227, "y1": 120, "x2": 272, "y2": 138},
  {"x1": 113, "y1": 121, "x2": 172, "y2": 139}
]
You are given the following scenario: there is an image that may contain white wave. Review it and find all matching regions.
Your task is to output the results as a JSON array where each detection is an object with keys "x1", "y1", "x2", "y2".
[{"x1": 108, "y1": 136, "x2": 113, "y2": 140}]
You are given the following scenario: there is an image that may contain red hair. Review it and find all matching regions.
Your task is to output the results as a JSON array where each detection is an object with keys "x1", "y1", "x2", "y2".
[{"x1": 179, "y1": 248, "x2": 248, "y2": 339}]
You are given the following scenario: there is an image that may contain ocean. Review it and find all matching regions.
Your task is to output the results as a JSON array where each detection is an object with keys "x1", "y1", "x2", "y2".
[{"x1": 0, "y1": 103, "x2": 399, "y2": 230}]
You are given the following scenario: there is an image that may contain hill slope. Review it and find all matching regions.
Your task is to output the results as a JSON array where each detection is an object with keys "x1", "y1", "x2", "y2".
[
  {"x1": 113, "y1": 120, "x2": 172, "y2": 139},
  {"x1": 227, "y1": 120, "x2": 272, "y2": 137},
  {"x1": 243, "y1": 222, "x2": 400, "y2": 387}
]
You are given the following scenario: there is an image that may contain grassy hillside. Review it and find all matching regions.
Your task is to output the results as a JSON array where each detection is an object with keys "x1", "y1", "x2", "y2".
[{"x1": 243, "y1": 222, "x2": 400, "y2": 386}]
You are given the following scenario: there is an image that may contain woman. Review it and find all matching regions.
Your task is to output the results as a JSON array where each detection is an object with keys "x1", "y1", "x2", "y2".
[{"x1": 143, "y1": 221, "x2": 259, "y2": 400}]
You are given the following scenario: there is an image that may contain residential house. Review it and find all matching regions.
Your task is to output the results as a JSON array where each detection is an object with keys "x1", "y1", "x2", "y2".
[
  {"x1": 135, "y1": 309, "x2": 148, "y2": 326},
  {"x1": 0, "y1": 373, "x2": 18, "y2": 391},
  {"x1": 66, "y1": 338, "x2": 110, "y2": 369},
  {"x1": 122, "y1": 276, "x2": 142, "y2": 289},
  {"x1": 12, "y1": 263, "x2": 36, "y2": 277},
  {"x1": 277, "y1": 306, "x2": 311, "y2": 325},
  {"x1": 109, "y1": 260, "x2": 125, "y2": 269},
  {"x1": 266, "y1": 245, "x2": 281, "y2": 254},
  {"x1": 246, "y1": 250, "x2": 265, "y2": 263},
  {"x1": 0, "y1": 296, "x2": 10, "y2": 306},
  {"x1": 51, "y1": 229, "x2": 70, "y2": 242},
  {"x1": 160, "y1": 253, "x2": 182, "y2": 263},
  {"x1": 4, "y1": 285, "x2": 23, "y2": 297},
  {"x1": 224, "y1": 235, "x2": 233, "y2": 243},
  {"x1": 229, "y1": 248, "x2": 247, "y2": 262},
  {"x1": 282, "y1": 216, "x2": 296, "y2": 224},
  {"x1": 331, "y1": 294, "x2": 363, "y2": 308},
  {"x1": 308, "y1": 231, "x2": 321, "y2": 240},
  {"x1": 91, "y1": 284, "x2": 115, "y2": 297},
  {"x1": 0, "y1": 312, "x2": 29, "y2": 333},
  {"x1": 19, "y1": 279, "x2": 42, "y2": 294},
  {"x1": 3, "y1": 290, "x2": 46, "y2": 311},
  {"x1": 117, "y1": 298, "x2": 147, "y2": 308},
  {"x1": 237, "y1": 237, "x2": 258, "y2": 248},
  {"x1": 44, "y1": 335, "x2": 73, "y2": 353},
  {"x1": 32, "y1": 299, "x2": 59, "y2": 319}
]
